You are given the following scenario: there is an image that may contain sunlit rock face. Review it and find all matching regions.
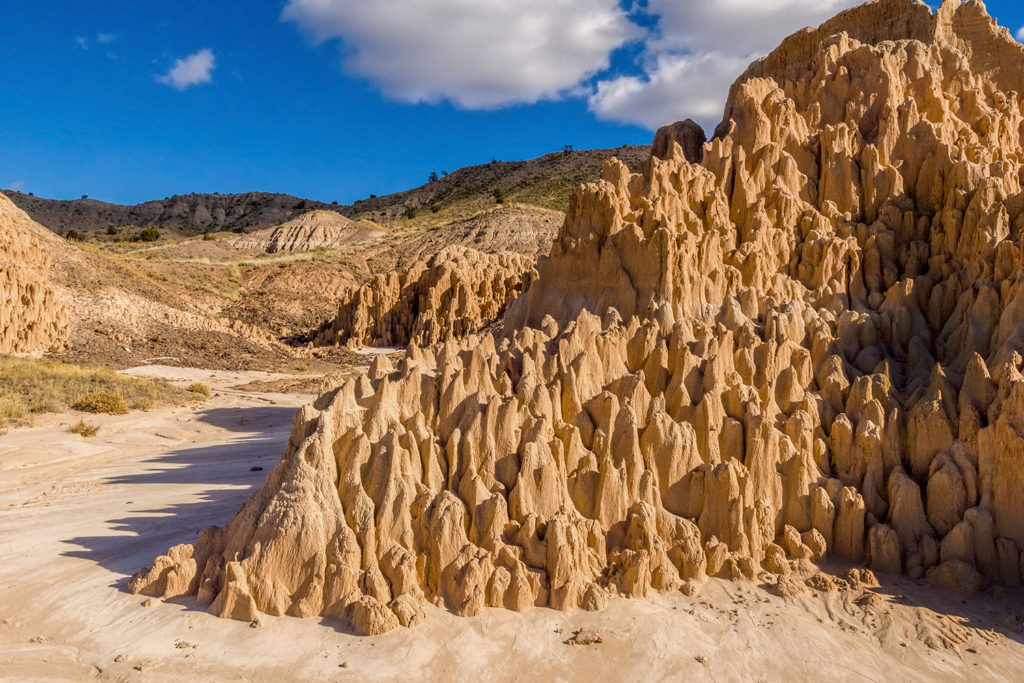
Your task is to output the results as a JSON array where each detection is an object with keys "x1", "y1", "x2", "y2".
[
  {"x1": 0, "y1": 193, "x2": 69, "y2": 354},
  {"x1": 132, "y1": 0, "x2": 1024, "y2": 635}
]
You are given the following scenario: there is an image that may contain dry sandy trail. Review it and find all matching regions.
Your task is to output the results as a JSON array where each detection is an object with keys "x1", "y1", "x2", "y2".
[{"x1": 1, "y1": 366, "x2": 1024, "y2": 681}]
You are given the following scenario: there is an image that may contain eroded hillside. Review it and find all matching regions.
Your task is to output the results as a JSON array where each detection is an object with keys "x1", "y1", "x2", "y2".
[{"x1": 130, "y1": 0, "x2": 1024, "y2": 639}]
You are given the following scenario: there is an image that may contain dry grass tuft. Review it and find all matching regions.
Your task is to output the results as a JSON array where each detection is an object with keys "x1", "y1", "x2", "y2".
[
  {"x1": 0, "y1": 355, "x2": 191, "y2": 428},
  {"x1": 187, "y1": 382, "x2": 212, "y2": 398},
  {"x1": 67, "y1": 420, "x2": 100, "y2": 437},
  {"x1": 131, "y1": 397, "x2": 154, "y2": 412},
  {"x1": 73, "y1": 391, "x2": 129, "y2": 415}
]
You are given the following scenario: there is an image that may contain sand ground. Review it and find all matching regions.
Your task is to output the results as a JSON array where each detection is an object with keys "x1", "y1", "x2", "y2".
[{"x1": 1, "y1": 366, "x2": 1023, "y2": 682}]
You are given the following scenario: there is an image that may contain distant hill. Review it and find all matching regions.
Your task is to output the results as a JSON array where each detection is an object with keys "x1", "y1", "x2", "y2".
[
  {"x1": 3, "y1": 191, "x2": 336, "y2": 236},
  {"x1": 341, "y1": 145, "x2": 650, "y2": 229},
  {"x1": 7, "y1": 145, "x2": 650, "y2": 236}
]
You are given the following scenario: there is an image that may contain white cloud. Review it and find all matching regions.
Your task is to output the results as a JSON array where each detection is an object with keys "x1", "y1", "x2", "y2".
[
  {"x1": 75, "y1": 36, "x2": 88, "y2": 50},
  {"x1": 645, "y1": 0, "x2": 860, "y2": 55},
  {"x1": 590, "y1": 52, "x2": 751, "y2": 130},
  {"x1": 7, "y1": 180, "x2": 24, "y2": 192},
  {"x1": 281, "y1": 0, "x2": 640, "y2": 108},
  {"x1": 157, "y1": 49, "x2": 216, "y2": 91},
  {"x1": 97, "y1": 32, "x2": 116, "y2": 44},
  {"x1": 1016, "y1": 26, "x2": 1024, "y2": 42},
  {"x1": 589, "y1": 0, "x2": 862, "y2": 130}
]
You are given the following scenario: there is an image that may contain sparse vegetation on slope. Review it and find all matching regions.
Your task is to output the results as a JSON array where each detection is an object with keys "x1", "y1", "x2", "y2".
[
  {"x1": 9, "y1": 146, "x2": 649, "y2": 238},
  {"x1": 0, "y1": 355, "x2": 190, "y2": 427},
  {"x1": 343, "y1": 146, "x2": 649, "y2": 230}
]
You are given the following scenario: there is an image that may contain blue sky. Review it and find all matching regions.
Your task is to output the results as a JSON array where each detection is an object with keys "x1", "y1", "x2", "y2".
[{"x1": 0, "y1": 1, "x2": 1020, "y2": 205}]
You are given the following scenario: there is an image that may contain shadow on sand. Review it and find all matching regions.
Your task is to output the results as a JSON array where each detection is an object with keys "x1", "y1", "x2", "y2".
[{"x1": 60, "y1": 404, "x2": 300, "y2": 583}]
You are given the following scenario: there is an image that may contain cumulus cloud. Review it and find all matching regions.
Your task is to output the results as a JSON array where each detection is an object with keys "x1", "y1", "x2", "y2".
[
  {"x1": 157, "y1": 48, "x2": 216, "y2": 91},
  {"x1": 281, "y1": 0, "x2": 640, "y2": 108},
  {"x1": 1016, "y1": 26, "x2": 1024, "y2": 42},
  {"x1": 590, "y1": 52, "x2": 751, "y2": 131},
  {"x1": 590, "y1": 0, "x2": 861, "y2": 130}
]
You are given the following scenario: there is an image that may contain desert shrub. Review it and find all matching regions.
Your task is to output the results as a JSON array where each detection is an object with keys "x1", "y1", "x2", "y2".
[
  {"x1": 106, "y1": 226, "x2": 119, "y2": 235},
  {"x1": 131, "y1": 397, "x2": 154, "y2": 411},
  {"x1": 187, "y1": 383, "x2": 212, "y2": 397},
  {"x1": 73, "y1": 392, "x2": 129, "y2": 415},
  {"x1": 66, "y1": 230, "x2": 81, "y2": 241},
  {"x1": 202, "y1": 232, "x2": 215, "y2": 241},
  {"x1": 68, "y1": 420, "x2": 100, "y2": 437},
  {"x1": 131, "y1": 228, "x2": 160, "y2": 243},
  {"x1": 493, "y1": 188, "x2": 505, "y2": 204},
  {"x1": 405, "y1": 207, "x2": 417, "y2": 219},
  {"x1": 0, "y1": 396, "x2": 25, "y2": 422}
]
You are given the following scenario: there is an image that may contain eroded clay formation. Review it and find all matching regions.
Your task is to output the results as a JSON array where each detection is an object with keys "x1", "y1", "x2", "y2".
[
  {"x1": 234, "y1": 210, "x2": 383, "y2": 253},
  {"x1": 133, "y1": 0, "x2": 1024, "y2": 635},
  {"x1": 314, "y1": 246, "x2": 535, "y2": 348},
  {"x1": 0, "y1": 193, "x2": 69, "y2": 353}
]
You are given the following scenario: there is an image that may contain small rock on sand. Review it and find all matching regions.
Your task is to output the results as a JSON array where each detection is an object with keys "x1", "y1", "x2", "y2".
[{"x1": 563, "y1": 628, "x2": 604, "y2": 645}]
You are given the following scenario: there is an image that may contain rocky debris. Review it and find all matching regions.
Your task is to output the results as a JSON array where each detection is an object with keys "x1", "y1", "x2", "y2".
[
  {"x1": 0, "y1": 193, "x2": 70, "y2": 353},
  {"x1": 133, "y1": 0, "x2": 1024, "y2": 637},
  {"x1": 232, "y1": 211, "x2": 383, "y2": 253},
  {"x1": 563, "y1": 628, "x2": 605, "y2": 645},
  {"x1": 314, "y1": 246, "x2": 535, "y2": 347}
]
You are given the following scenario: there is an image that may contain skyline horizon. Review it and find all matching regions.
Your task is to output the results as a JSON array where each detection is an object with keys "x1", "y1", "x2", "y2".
[{"x1": 4, "y1": 1, "x2": 1018, "y2": 206}]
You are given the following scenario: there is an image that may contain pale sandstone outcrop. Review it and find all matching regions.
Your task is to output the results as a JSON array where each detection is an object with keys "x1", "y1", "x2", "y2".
[
  {"x1": 233, "y1": 210, "x2": 383, "y2": 253},
  {"x1": 133, "y1": 0, "x2": 1024, "y2": 633},
  {"x1": 0, "y1": 193, "x2": 69, "y2": 353},
  {"x1": 314, "y1": 246, "x2": 535, "y2": 347}
]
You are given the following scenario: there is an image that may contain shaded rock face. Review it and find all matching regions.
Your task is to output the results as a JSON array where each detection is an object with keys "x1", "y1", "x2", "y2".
[
  {"x1": 314, "y1": 246, "x2": 535, "y2": 348},
  {"x1": 233, "y1": 211, "x2": 383, "y2": 253},
  {"x1": 651, "y1": 119, "x2": 706, "y2": 164},
  {"x1": 0, "y1": 193, "x2": 69, "y2": 353},
  {"x1": 134, "y1": 0, "x2": 1024, "y2": 635}
]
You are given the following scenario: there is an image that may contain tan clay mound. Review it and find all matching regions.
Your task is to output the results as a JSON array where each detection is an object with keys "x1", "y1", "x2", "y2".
[
  {"x1": 0, "y1": 192, "x2": 70, "y2": 353},
  {"x1": 133, "y1": 0, "x2": 1024, "y2": 636},
  {"x1": 395, "y1": 206, "x2": 563, "y2": 265},
  {"x1": 233, "y1": 210, "x2": 384, "y2": 253},
  {"x1": 314, "y1": 245, "x2": 535, "y2": 347}
]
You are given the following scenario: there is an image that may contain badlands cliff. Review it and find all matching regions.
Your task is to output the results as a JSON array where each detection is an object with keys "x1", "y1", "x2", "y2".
[
  {"x1": 313, "y1": 246, "x2": 534, "y2": 348},
  {"x1": 311, "y1": 207, "x2": 561, "y2": 348},
  {"x1": 0, "y1": 193, "x2": 69, "y2": 353},
  {"x1": 234, "y1": 210, "x2": 384, "y2": 253},
  {"x1": 132, "y1": 0, "x2": 1024, "y2": 635}
]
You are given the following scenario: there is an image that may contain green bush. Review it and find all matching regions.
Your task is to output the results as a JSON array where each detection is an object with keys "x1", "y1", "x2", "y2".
[
  {"x1": 131, "y1": 228, "x2": 160, "y2": 243},
  {"x1": 73, "y1": 391, "x2": 129, "y2": 415}
]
